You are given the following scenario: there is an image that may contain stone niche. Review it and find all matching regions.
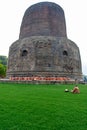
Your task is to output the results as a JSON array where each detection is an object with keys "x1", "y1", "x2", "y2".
[{"x1": 7, "y1": 2, "x2": 82, "y2": 81}]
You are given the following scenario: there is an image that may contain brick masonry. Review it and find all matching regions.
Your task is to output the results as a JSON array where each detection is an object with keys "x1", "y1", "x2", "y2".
[
  {"x1": 7, "y1": 36, "x2": 82, "y2": 79},
  {"x1": 19, "y1": 2, "x2": 67, "y2": 39},
  {"x1": 7, "y1": 2, "x2": 82, "y2": 81}
]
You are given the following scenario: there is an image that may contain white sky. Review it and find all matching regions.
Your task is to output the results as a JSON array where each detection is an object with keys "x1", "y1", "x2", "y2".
[{"x1": 0, "y1": 0, "x2": 87, "y2": 75}]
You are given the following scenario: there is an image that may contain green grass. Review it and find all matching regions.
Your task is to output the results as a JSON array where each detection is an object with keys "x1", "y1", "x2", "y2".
[{"x1": 0, "y1": 83, "x2": 87, "y2": 130}]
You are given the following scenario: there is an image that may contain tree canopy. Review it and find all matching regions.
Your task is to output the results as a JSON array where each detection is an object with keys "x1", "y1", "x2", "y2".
[
  {"x1": 0, "y1": 56, "x2": 8, "y2": 78},
  {"x1": 0, "y1": 56, "x2": 8, "y2": 65}
]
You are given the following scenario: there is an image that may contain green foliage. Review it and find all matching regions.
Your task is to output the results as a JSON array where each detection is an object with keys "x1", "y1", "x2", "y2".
[
  {"x1": 0, "y1": 83, "x2": 87, "y2": 130},
  {"x1": 0, "y1": 63, "x2": 6, "y2": 77},
  {"x1": 0, "y1": 55, "x2": 8, "y2": 65},
  {"x1": 0, "y1": 56, "x2": 7, "y2": 77}
]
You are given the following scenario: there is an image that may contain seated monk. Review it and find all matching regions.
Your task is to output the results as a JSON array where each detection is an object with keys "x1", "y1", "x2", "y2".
[{"x1": 72, "y1": 85, "x2": 80, "y2": 94}]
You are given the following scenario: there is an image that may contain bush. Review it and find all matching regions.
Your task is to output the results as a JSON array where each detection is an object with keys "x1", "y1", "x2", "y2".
[{"x1": 0, "y1": 63, "x2": 6, "y2": 78}]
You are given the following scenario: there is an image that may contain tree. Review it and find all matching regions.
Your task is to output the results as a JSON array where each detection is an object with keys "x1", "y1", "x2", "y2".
[
  {"x1": 0, "y1": 56, "x2": 7, "y2": 78},
  {"x1": 0, "y1": 56, "x2": 8, "y2": 65},
  {"x1": 0, "y1": 63, "x2": 6, "y2": 78}
]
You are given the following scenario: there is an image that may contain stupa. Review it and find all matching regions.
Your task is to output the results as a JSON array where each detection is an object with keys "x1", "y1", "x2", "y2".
[{"x1": 7, "y1": 2, "x2": 82, "y2": 81}]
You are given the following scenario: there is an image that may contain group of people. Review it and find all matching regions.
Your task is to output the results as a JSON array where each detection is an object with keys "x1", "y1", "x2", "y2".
[{"x1": 65, "y1": 85, "x2": 80, "y2": 94}]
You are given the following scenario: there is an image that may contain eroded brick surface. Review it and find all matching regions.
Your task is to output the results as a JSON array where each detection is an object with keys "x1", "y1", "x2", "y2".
[
  {"x1": 19, "y1": 2, "x2": 67, "y2": 39},
  {"x1": 7, "y1": 2, "x2": 82, "y2": 80}
]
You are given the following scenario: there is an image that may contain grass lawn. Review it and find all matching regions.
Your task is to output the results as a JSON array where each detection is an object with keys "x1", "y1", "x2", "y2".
[{"x1": 0, "y1": 83, "x2": 87, "y2": 130}]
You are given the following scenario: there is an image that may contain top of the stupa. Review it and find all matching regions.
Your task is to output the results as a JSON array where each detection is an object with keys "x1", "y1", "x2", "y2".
[{"x1": 19, "y1": 2, "x2": 67, "y2": 39}]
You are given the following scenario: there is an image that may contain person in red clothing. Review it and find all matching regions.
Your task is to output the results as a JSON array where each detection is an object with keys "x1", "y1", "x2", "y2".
[{"x1": 71, "y1": 85, "x2": 80, "y2": 94}]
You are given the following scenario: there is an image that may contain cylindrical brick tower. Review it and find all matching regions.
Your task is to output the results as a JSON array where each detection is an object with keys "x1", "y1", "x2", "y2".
[
  {"x1": 7, "y1": 2, "x2": 82, "y2": 82},
  {"x1": 19, "y1": 2, "x2": 67, "y2": 38}
]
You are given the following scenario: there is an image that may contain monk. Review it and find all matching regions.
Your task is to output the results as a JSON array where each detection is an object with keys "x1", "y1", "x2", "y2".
[{"x1": 72, "y1": 85, "x2": 80, "y2": 94}]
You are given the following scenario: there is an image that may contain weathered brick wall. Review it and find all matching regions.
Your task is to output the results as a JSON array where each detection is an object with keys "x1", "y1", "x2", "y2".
[
  {"x1": 19, "y1": 2, "x2": 67, "y2": 39},
  {"x1": 7, "y1": 2, "x2": 82, "y2": 81},
  {"x1": 7, "y1": 36, "x2": 82, "y2": 79}
]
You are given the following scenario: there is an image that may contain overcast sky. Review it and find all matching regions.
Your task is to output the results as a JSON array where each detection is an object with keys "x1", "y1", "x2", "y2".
[{"x1": 0, "y1": 0, "x2": 87, "y2": 75}]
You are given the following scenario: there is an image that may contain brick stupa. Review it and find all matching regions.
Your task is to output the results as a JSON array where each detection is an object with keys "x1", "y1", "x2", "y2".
[{"x1": 7, "y1": 2, "x2": 82, "y2": 82}]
